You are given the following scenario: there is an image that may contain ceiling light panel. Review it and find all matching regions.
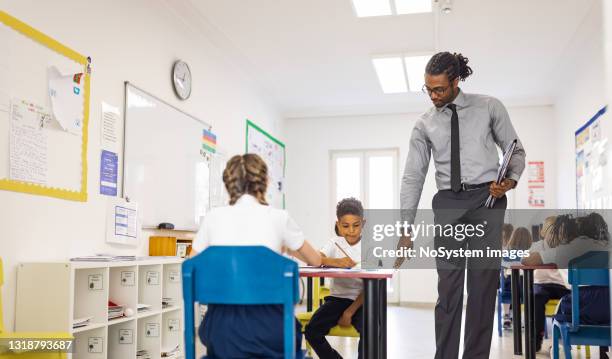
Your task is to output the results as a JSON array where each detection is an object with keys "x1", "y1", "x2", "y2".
[
  {"x1": 395, "y1": 0, "x2": 432, "y2": 14},
  {"x1": 404, "y1": 55, "x2": 431, "y2": 92},
  {"x1": 372, "y1": 57, "x2": 408, "y2": 93},
  {"x1": 352, "y1": 0, "x2": 392, "y2": 17}
]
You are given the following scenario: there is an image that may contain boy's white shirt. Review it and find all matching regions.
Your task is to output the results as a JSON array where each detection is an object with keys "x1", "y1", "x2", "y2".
[{"x1": 320, "y1": 237, "x2": 363, "y2": 300}]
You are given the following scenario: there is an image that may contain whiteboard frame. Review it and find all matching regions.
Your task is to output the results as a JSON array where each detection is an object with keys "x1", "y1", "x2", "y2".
[
  {"x1": 0, "y1": 11, "x2": 90, "y2": 201},
  {"x1": 121, "y1": 82, "x2": 211, "y2": 199},
  {"x1": 122, "y1": 82, "x2": 212, "y2": 229}
]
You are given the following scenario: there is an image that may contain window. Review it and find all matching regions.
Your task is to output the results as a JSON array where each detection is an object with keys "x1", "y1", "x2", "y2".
[
  {"x1": 331, "y1": 148, "x2": 400, "y2": 302},
  {"x1": 331, "y1": 149, "x2": 399, "y2": 209}
]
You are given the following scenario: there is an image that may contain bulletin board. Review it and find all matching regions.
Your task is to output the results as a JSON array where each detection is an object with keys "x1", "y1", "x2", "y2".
[
  {"x1": 245, "y1": 119, "x2": 286, "y2": 209},
  {"x1": 0, "y1": 11, "x2": 90, "y2": 201},
  {"x1": 576, "y1": 106, "x2": 612, "y2": 209}
]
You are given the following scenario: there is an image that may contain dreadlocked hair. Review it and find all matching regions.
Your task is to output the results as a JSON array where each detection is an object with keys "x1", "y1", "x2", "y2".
[
  {"x1": 577, "y1": 212, "x2": 610, "y2": 243},
  {"x1": 334, "y1": 197, "x2": 364, "y2": 236},
  {"x1": 548, "y1": 214, "x2": 578, "y2": 248},
  {"x1": 223, "y1": 153, "x2": 268, "y2": 206},
  {"x1": 541, "y1": 216, "x2": 557, "y2": 247},
  {"x1": 426, "y1": 52, "x2": 473, "y2": 82}
]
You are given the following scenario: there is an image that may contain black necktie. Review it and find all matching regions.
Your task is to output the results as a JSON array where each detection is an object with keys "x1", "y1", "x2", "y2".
[{"x1": 448, "y1": 103, "x2": 461, "y2": 192}]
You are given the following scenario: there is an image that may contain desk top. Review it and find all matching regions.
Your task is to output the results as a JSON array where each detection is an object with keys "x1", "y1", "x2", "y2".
[
  {"x1": 510, "y1": 264, "x2": 557, "y2": 270},
  {"x1": 299, "y1": 267, "x2": 394, "y2": 279}
]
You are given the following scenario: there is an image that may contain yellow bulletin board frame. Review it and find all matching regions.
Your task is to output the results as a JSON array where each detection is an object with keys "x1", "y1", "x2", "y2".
[{"x1": 0, "y1": 11, "x2": 90, "y2": 201}]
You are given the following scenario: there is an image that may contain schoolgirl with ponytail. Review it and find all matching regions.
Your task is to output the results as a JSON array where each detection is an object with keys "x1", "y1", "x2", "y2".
[{"x1": 191, "y1": 153, "x2": 322, "y2": 358}]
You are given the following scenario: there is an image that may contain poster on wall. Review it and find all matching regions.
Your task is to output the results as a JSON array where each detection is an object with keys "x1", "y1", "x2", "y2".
[
  {"x1": 527, "y1": 161, "x2": 545, "y2": 207},
  {"x1": 575, "y1": 106, "x2": 611, "y2": 209},
  {"x1": 245, "y1": 120, "x2": 285, "y2": 209}
]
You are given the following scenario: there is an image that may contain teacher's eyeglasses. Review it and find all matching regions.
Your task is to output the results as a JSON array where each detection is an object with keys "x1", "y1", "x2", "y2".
[{"x1": 422, "y1": 84, "x2": 451, "y2": 96}]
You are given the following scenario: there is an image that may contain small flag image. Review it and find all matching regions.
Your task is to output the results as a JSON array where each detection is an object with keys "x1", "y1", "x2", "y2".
[{"x1": 202, "y1": 129, "x2": 217, "y2": 154}]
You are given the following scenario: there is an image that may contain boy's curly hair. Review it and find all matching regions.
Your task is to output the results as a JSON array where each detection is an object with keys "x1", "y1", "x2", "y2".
[{"x1": 334, "y1": 197, "x2": 364, "y2": 235}]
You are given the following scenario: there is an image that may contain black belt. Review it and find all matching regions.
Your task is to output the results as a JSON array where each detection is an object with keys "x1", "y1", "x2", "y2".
[
  {"x1": 442, "y1": 182, "x2": 491, "y2": 192},
  {"x1": 460, "y1": 182, "x2": 491, "y2": 191}
]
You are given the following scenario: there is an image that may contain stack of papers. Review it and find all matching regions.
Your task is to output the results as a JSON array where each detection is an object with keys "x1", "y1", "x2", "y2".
[
  {"x1": 72, "y1": 316, "x2": 92, "y2": 328},
  {"x1": 161, "y1": 345, "x2": 180, "y2": 358},
  {"x1": 70, "y1": 254, "x2": 136, "y2": 262},
  {"x1": 162, "y1": 297, "x2": 175, "y2": 309},
  {"x1": 108, "y1": 301, "x2": 125, "y2": 320},
  {"x1": 70, "y1": 255, "x2": 115, "y2": 262},
  {"x1": 137, "y1": 303, "x2": 152, "y2": 313},
  {"x1": 137, "y1": 349, "x2": 151, "y2": 359}
]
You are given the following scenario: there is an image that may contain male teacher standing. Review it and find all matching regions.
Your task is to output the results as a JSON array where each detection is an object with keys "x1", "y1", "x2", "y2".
[{"x1": 398, "y1": 52, "x2": 526, "y2": 359}]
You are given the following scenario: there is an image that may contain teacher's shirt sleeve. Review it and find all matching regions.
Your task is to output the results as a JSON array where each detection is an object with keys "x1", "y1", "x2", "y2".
[
  {"x1": 489, "y1": 96, "x2": 526, "y2": 183},
  {"x1": 400, "y1": 118, "x2": 431, "y2": 224}
]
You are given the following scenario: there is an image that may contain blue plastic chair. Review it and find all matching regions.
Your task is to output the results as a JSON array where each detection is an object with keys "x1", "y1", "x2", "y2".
[
  {"x1": 552, "y1": 251, "x2": 610, "y2": 359},
  {"x1": 497, "y1": 269, "x2": 512, "y2": 336},
  {"x1": 182, "y1": 246, "x2": 301, "y2": 359}
]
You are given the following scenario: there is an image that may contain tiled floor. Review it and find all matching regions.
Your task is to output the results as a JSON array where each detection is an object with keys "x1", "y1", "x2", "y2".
[{"x1": 301, "y1": 304, "x2": 599, "y2": 359}]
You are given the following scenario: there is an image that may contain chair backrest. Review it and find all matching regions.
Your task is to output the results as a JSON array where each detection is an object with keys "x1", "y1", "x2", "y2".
[
  {"x1": 182, "y1": 246, "x2": 299, "y2": 359},
  {"x1": 567, "y1": 251, "x2": 609, "y2": 329}
]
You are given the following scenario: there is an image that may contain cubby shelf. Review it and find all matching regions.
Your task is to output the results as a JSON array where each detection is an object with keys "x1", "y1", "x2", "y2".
[{"x1": 16, "y1": 258, "x2": 184, "y2": 359}]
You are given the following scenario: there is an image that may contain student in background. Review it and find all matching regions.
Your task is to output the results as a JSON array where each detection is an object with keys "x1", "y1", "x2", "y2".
[
  {"x1": 191, "y1": 153, "x2": 322, "y2": 359},
  {"x1": 502, "y1": 226, "x2": 533, "y2": 329},
  {"x1": 502, "y1": 223, "x2": 514, "y2": 250},
  {"x1": 500, "y1": 223, "x2": 515, "y2": 329},
  {"x1": 529, "y1": 216, "x2": 569, "y2": 352},
  {"x1": 502, "y1": 223, "x2": 532, "y2": 330},
  {"x1": 305, "y1": 198, "x2": 364, "y2": 359},
  {"x1": 523, "y1": 213, "x2": 610, "y2": 357},
  {"x1": 507, "y1": 226, "x2": 533, "y2": 251}
]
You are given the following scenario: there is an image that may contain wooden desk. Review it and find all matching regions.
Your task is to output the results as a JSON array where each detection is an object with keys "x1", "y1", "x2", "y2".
[
  {"x1": 299, "y1": 268, "x2": 394, "y2": 359},
  {"x1": 508, "y1": 263, "x2": 557, "y2": 359}
]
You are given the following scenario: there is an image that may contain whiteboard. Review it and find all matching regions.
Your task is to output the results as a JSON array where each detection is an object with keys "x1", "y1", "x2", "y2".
[
  {"x1": 123, "y1": 83, "x2": 210, "y2": 230},
  {"x1": 246, "y1": 120, "x2": 285, "y2": 208}
]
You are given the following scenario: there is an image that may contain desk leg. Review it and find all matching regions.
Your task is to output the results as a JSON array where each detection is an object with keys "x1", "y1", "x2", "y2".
[
  {"x1": 511, "y1": 268, "x2": 522, "y2": 355},
  {"x1": 364, "y1": 278, "x2": 380, "y2": 359},
  {"x1": 524, "y1": 269, "x2": 535, "y2": 359},
  {"x1": 307, "y1": 277, "x2": 313, "y2": 312},
  {"x1": 379, "y1": 278, "x2": 387, "y2": 359},
  {"x1": 319, "y1": 277, "x2": 325, "y2": 306}
]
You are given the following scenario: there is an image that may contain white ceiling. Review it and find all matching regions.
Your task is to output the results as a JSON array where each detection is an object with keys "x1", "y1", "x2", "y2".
[{"x1": 175, "y1": 0, "x2": 597, "y2": 117}]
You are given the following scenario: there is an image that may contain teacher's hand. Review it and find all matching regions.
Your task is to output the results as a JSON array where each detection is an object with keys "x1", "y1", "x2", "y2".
[
  {"x1": 393, "y1": 234, "x2": 413, "y2": 269},
  {"x1": 489, "y1": 179, "x2": 516, "y2": 198}
]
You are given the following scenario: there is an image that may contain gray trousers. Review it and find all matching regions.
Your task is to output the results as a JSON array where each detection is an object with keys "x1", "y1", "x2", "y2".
[{"x1": 432, "y1": 187, "x2": 507, "y2": 359}]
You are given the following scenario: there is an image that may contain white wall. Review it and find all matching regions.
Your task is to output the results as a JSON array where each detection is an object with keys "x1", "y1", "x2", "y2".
[
  {"x1": 553, "y1": 0, "x2": 606, "y2": 208},
  {"x1": 285, "y1": 104, "x2": 556, "y2": 303},
  {"x1": 0, "y1": 0, "x2": 282, "y2": 330}
]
